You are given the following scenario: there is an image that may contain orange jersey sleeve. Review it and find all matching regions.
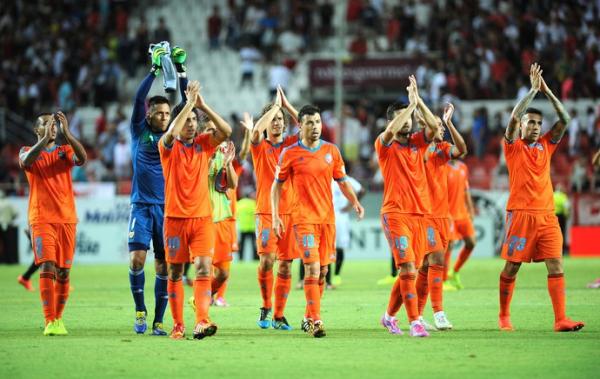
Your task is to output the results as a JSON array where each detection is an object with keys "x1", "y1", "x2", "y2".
[
  {"x1": 425, "y1": 142, "x2": 454, "y2": 218},
  {"x1": 504, "y1": 132, "x2": 557, "y2": 211},
  {"x1": 276, "y1": 140, "x2": 345, "y2": 224},
  {"x1": 447, "y1": 160, "x2": 470, "y2": 219},
  {"x1": 250, "y1": 135, "x2": 298, "y2": 215},
  {"x1": 19, "y1": 145, "x2": 78, "y2": 224},
  {"x1": 159, "y1": 134, "x2": 217, "y2": 218},
  {"x1": 375, "y1": 131, "x2": 431, "y2": 215}
]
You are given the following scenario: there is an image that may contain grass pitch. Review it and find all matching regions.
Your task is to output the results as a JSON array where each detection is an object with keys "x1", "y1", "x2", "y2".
[{"x1": 0, "y1": 258, "x2": 599, "y2": 378}]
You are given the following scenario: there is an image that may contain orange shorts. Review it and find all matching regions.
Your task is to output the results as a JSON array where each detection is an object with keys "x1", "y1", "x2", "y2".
[
  {"x1": 164, "y1": 216, "x2": 214, "y2": 264},
  {"x1": 501, "y1": 211, "x2": 562, "y2": 263},
  {"x1": 30, "y1": 223, "x2": 76, "y2": 268},
  {"x1": 453, "y1": 218, "x2": 475, "y2": 240},
  {"x1": 424, "y1": 217, "x2": 450, "y2": 254},
  {"x1": 213, "y1": 219, "x2": 236, "y2": 265},
  {"x1": 382, "y1": 213, "x2": 426, "y2": 268},
  {"x1": 256, "y1": 214, "x2": 300, "y2": 261},
  {"x1": 293, "y1": 223, "x2": 336, "y2": 265}
]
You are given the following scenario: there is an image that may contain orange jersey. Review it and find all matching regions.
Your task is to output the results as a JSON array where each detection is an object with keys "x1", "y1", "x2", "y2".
[
  {"x1": 425, "y1": 142, "x2": 455, "y2": 218},
  {"x1": 504, "y1": 133, "x2": 558, "y2": 211},
  {"x1": 276, "y1": 140, "x2": 345, "y2": 225},
  {"x1": 251, "y1": 135, "x2": 298, "y2": 215},
  {"x1": 447, "y1": 160, "x2": 470, "y2": 220},
  {"x1": 375, "y1": 131, "x2": 431, "y2": 215},
  {"x1": 19, "y1": 145, "x2": 79, "y2": 224},
  {"x1": 159, "y1": 134, "x2": 217, "y2": 218}
]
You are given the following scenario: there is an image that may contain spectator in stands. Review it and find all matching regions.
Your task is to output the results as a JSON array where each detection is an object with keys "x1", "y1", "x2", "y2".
[
  {"x1": 208, "y1": 5, "x2": 223, "y2": 50},
  {"x1": 349, "y1": 29, "x2": 368, "y2": 59},
  {"x1": 268, "y1": 58, "x2": 291, "y2": 98},
  {"x1": 239, "y1": 42, "x2": 262, "y2": 89},
  {"x1": 113, "y1": 132, "x2": 131, "y2": 180},
  {"x1": 153, "y1": 17, "x2": 171, "y2": 42},
  {"x1": 319, "y1": 0, "x2": 334, "y2": 37}
]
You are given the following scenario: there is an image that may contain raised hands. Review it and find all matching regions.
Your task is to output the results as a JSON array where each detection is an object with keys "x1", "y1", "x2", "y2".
[
  {"x1": 530, "y1": 63, "x2": 542, "y2": 92},
  {"x1": 443, "y1": 103, "x2": 455, "y2": 125},
  {"x1": 240, "y1": 112, "x2": 254, "y2": 132},
  {"x1": 184, "y1": 80, "x2": 200, "y2": 104},
  {"x1": 222, "y1": 141, "x2": 236, "y2": 165}
]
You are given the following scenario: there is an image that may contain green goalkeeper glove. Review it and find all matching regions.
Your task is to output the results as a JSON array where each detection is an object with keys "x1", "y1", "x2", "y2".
[
  {"x1": 171, "y1": 46, "x2": 187, "y2": 73},
  {"x1": 149, "y1": 43, "x2": 169, "y2": 76}
]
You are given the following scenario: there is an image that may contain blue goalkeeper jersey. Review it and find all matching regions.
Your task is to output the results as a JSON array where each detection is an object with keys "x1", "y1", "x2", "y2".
[{"x1": 130, "y1": 73, "x2": 187, "y2": 204}]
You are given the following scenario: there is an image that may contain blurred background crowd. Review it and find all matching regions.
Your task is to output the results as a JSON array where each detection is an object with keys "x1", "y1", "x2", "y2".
[{"x1": 1, "y1": 0, "x2": 600, "y2": 197}]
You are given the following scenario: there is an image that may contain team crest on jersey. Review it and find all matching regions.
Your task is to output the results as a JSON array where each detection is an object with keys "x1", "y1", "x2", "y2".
[
  {"x1": 325, "y1": 153, "x2": 333, "y2": 164},
  {"x1": 58, "y1": 150, "x2": 66, "y2": 159},
  {"x1": 195, "y1": 144, "x2": 202, "y2": 153}
]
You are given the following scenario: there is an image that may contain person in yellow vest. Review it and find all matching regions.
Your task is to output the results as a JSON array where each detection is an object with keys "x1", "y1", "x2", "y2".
[
  {"x1": 237, "y1": 191, "x2": 258, "y2": 261},
  {"x1": 553, "y1": 183, "x2": 570, "y2": 255}
]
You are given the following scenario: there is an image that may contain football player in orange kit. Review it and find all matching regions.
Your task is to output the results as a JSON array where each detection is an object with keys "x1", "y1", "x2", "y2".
[
  {"x1": 376, "y1": 77, "x2": 441, "y2": 337},
  {"x1": 272, "y1": 104, "x2": 364, "y2": 338},
  {"x1": 159, "y1": 81, "x2": 232, "y2": 340},
  {"x1": 251, "y1": 87, "x2": 300, "y2": 330},
  {"x1": 499, "y1": 63, "x2": 584, "y2": 332},
  {"x1": 415, "y1": 102, "x2": 467, "y2": 331},
  {"x1": 19, "y1": 111, "x2": 87, "y2": 335}
]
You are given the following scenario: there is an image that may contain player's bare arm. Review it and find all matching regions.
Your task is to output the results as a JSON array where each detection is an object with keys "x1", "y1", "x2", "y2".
[
  {"x1": 593, "y1": 150, "x2": 600, "y2": 167},
  {"x1": 239, "y1": 112, "x2": 253, "y2": 160},
  {"x1": 162, "y1": 81, "x2": 200, "y2": 146},
  {"x1": 19, "y1": 118, "x2": 53, "y2": 168},
  {"x1": 443, "y1": 103, "x2": 467, "y2": 158},
  {"x1": 57, "y1": 112, "x2": 87, "y2": 165},
  {"x1": 506, "y1": 63, "x2": 542, "y2": 142},
  {"x1": 337, "y1": 180, "x2": 365, "y2": 219},
  {"x1": 410, "y1": 75, "x2": 440, "y2": 141},
  {"x1": 540, "y1": 75, "x2": 571, "y2": 143},
  {"x1": 223, "y1": 141, "x2": 239, "y2": 189},
  {"x1": 270, "y1": 179, "x2": 285, "y2": 238},
  {"x1": 196, "y1": 85, "x2": 232, "y2": 146},
  {"x1": 380, "y1": 83, "x2": 417, "y2": 145},
  {"x1": 251, "y1": 91, "x2": 282, "y2": 144},
  {"x1": 278, "y1": 85, "x2": 298, "y2": 123},
  {"x1": 466, "y1": 189, "x2": 475, "y2": 219}
]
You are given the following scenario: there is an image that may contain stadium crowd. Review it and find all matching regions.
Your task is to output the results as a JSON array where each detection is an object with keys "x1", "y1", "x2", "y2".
[{"x1": 1, "y1": 0, "x2": 600, "y2": 195}]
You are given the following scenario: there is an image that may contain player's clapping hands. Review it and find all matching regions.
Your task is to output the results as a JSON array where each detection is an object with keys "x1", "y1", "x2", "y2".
[{"x1": 240, "y1": 112, "x2": 254, "y2": 132}]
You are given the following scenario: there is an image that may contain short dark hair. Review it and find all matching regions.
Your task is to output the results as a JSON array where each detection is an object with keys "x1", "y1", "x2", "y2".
[
  {"x1": 298, "y1": 105, "x2": 320, "y2": 122},
  {"x1": 34, "y1": 112, "x2": 53, "y2": 128},
  {"x1": 386, "y1": 102, "x2": 409, "y2": 121},
  {"x1": 148, "y1": 96, "x2": 170, "y2": 107},
  {"x1": 525, "y1": 107, "x2": 543, "y2": 117}
]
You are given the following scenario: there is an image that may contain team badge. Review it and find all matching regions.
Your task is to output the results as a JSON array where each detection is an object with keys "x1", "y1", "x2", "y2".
[{"x1": 325, "y1": 153, "x2": 333, "y2": 164}]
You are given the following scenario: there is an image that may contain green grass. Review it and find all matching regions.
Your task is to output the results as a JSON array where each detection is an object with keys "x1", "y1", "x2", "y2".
[{"x1": 1, "y1": 258, "x2": 599, "y2": 379}]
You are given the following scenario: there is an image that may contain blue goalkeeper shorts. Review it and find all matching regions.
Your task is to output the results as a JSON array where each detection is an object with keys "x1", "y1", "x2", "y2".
[{"x1": 127, "y1": 203, "x2": 165, "y2": 259}]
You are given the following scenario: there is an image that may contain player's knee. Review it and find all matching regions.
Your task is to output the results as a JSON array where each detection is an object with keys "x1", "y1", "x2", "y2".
[
  {"x1": 259, "y1": 256, "x2": 274, "y2": 272},
  {"x1": 399, "y1": 262, "x2": 416, "y2": 274},
  {"x1": 305, "y1": 262, "x2": 320, "y2": 278},
  {"x1": 216, "y1": 269, "x2": 229, "y2": 282},
  {"x1": 319, "y1": 265, "x2": 328, "y2": 279},
  {"x1": 129, "y1": 252, "x2": 146, "y2": 270},
  {"x1": 40, "y1": 261, "x2": 56, "y2": 273},
  {"x1": 154, "y1": 259, "x2": 167, "y2": 276},
  {"x1": 278, "y1": 260, "x2": 292, "y2": 276},
  {"x1": 56, "y1": 268, "x2": 70, "y2": 280},
  {"x1": 503, "y1": 262, "x2": 521, "y2": 277},
  {"x1": 168, "y1": 264, "x2": 184, "y2": 280},
  {"x1": 429, "y1": 252, "x2": 444, "y2": 266},
  {"x1": 545, "y1": 258, "x2": 563, "y2": 275},
  {"x1": 195, "y1": 265, "x2": 211, "y2": 278},
  {"x1": 465, "y1": 238, "x2": 476, "y2": 250}
]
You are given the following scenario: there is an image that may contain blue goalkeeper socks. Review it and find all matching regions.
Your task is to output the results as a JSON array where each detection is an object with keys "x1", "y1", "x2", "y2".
[
  {"x1": 154, "y1": 275, "x2": 168, "y2": 324},
  {"x1": 129, "y1": 268, "x2": 146, "y2": 312}
]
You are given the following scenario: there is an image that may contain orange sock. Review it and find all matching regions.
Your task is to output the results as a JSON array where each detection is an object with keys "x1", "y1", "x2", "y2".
[
  {"x1": 499, "y1": 273, "x2": 516, "y2": 318},
  {"x1": 386, "y1": 276, "x2": 403, "y2": 317},
  {"x1": 453, "y1": 246, "x2": 473, "y2": 273},
  {"x1": 274, "y1": 273, "x2": 291, "y2": 319},
  {"x1": 167, "y1": 279, "x2": 184, "y2": 325},
  {"x1": 547, "y1": 274, "x2": 566, "y2": 322},
  {"x1": 400, "y1": 273, "x2": 418, "y2": 322},
  {"x1": 416, "y1": 269, "x2": 428, "y2": 316},
  {"x1": 443, "y1": 248, "x2": 452, "y2": 281},
  {"x1": 39, "y1": 271, "x2": 56, "y2": 324},
  {"x1": 304, "y1": 277, "x2": 320, "y2": 321},
  {"x1": 257, "y1": 267, "x2": 273, "y2": 309},
  {"x1": 55, "y1": 277, "x2": 70, "y2": 319},
  {"x1": 429, "y1": 265, "x2": 444, "y2": 312},
  {"x1": 194, "y1": 277, "x2": 211, "y2": 323},
  {"x1": 216, "y1": 280, "x2": 227, "y2": 299}
]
